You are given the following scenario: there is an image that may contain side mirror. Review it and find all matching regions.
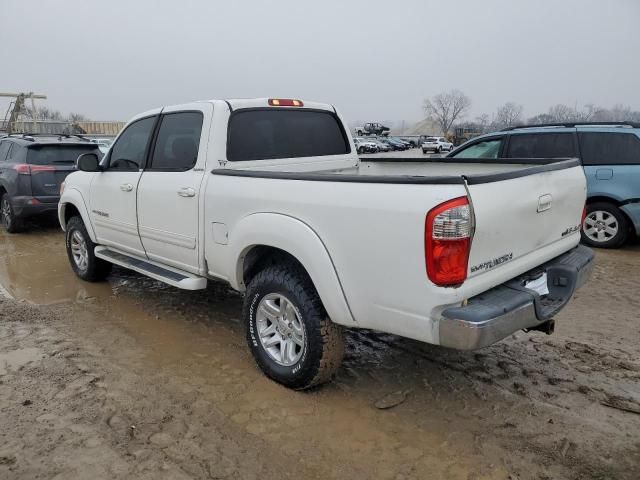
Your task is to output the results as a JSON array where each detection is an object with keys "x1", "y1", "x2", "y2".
[{"x1": 76, "y1": 153, "x2": 101, "y2": 172}]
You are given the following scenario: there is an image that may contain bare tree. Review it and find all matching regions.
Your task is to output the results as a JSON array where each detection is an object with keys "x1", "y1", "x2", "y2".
[
  {"x1": 547, "y1": 104, "x2": 576, "y2": 123},
  {"x1": 492, "y1": 102, "x2": 523, "y2": 129},
  {"x1": 474, "y1": 113, "x2": 491, "y2": 133},
  {"x1": 68, "y1": 112, "x2": 88, "y2": 123},
  {"x1": 527, "y1": 113, "x2": 554, "y2": 125},
  {"x1": 24, "y1": 106, "x2": 64, "y2": 121},
  {"x1": 574, "y1": 104, "x2": 600, "y2": 122},
  {"x1": 422, "y1": 89, "x2": 471, "y2": 135}
]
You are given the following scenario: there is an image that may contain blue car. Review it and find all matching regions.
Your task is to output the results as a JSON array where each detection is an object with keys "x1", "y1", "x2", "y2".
[{"x1": 447, "y1": 122, "x2": 640, "y2": 248}]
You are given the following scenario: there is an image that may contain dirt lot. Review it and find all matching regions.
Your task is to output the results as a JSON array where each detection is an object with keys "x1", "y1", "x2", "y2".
[{"x1": 0, "y1": 226, "x2": 639, "y2": 479}]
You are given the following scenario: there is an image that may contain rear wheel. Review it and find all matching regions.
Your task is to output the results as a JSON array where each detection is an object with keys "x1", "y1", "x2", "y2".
[
  {"x1": 244, "y1": 262, "x2": 344, "y2": 390},
  {"x1": 1, "y1": 194, "x2": 23, "y2": 233},
  {"x1": 581, "y1": 202, "x2": 629, "y2": 249},
  {"x1": 435, "y1": 146, "x2": 441, "y2": 154},
  {"x1": 65, "y1": 216, "x2": 112, "y2": 281}
]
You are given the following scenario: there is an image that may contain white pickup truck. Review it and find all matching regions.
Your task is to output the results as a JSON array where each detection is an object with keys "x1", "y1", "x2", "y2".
[{"x1": 59, "y1": 98, "x2": 594, "y2": 390}]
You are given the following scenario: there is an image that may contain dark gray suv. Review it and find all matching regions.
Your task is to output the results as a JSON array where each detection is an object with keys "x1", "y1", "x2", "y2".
[{"x1": 0, "y1": 134, "x2": 102, "y2": 232}]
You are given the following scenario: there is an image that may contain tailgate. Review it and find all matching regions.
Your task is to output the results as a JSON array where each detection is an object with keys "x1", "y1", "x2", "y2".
[
  {"x1": 466, "y1": 162, "x2": 586, "y2": 282},
  {"x1": 30, "y1": 165, "x2": 75, "y2": 198},
  {"x1": 26, "y1": 144, "x2": 97, "y2": 199}
]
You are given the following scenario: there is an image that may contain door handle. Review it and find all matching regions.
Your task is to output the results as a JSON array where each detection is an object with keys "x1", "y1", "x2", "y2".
[
  {"x1": 120, "y1": 183, "x2": 133, "y2": 192},
  {"x1": 177, "y1": 187, "x2": 196, "y2": 197}
]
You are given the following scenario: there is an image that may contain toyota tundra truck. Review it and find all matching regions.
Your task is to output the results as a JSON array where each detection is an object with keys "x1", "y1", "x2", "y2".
[{"x1": 58, "y1": 98, "x2": 594, "y2": 390}]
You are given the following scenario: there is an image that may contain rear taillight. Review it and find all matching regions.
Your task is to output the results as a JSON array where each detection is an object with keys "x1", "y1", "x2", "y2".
[
  {"x1": 13, "y1": 164, "x2": 56, "y2": 175},
  {"x1": 425, "y1": 196, "x2": 472, "y2": 287},
  {"x1": 581, "y1": 205, "x2": 587, "y2": 224}
]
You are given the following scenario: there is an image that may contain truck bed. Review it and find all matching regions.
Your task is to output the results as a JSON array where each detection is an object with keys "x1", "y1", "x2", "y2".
[{"x1": 208, "y1": 156, "x2": 586, "y2": 344}]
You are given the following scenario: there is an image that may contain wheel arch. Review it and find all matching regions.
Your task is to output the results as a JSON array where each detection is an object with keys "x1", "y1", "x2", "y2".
[
  {"x1": 59, "y1": 189, "x2": 97, "y2": 242},
  {"x1": 228, "y1": 213, "x2": 356, "y2": 327},
  {"x1": 586, "y1": 195, "x2": 635, "y2": 228}
]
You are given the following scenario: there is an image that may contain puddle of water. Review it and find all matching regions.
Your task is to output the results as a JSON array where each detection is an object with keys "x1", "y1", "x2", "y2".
[
  {"x1": 0, "y1": 347, "x2": 42, "y2": 375},
  {"x1": 0, "y1": 229, "x2": 113, "y2": 305},
  {"x1": 0, "y1": 228, "x2": 501, "y2": 477}
]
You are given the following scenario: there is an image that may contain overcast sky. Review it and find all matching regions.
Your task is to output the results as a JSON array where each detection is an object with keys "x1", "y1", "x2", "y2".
[{"x1": 1, "y1": 0, "x2": 639, "y2": 125}]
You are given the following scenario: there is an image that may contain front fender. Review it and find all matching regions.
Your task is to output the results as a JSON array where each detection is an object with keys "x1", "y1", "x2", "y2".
[
  {"x1": 58, "y1": 188, "x2": 97, "y2": 242},
  {"x1": 228, "y1": 212, "x2": 356, "y2": 327}
]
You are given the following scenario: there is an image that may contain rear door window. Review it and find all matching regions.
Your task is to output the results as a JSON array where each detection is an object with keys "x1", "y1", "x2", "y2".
[
  {"x1": 451, "y1": 138, "x2": 503, "y2": 158},
  {"x1": 27, "y1": 145, "x2": 100, "y2": 165},
  {"x1": 506, "y1": 133, "x2": 575, "y2": 158},
  {"x1": 227, "y1": 109, "x2": 350, "y2": 161},
  {"x1": 578, "y1": 132, "x2": 640, "y2": 165},
  {"x1": 149, "y1": 112, "x2": 203, "y2": 170}
]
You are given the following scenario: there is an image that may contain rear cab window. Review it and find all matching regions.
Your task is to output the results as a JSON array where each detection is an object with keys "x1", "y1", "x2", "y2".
[
  {"x1": 578, "y1": 132, "x2": 640, "y2": 165},
  {"x1": 227, "y1": 109, "x2": 350, "y2": 161}
]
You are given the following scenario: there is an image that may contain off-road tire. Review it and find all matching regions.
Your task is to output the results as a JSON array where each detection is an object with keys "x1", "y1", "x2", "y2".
[
  {"x1": 1, "y1": 194, "x2": 23, "y2": 233},
  {"x1": 65, "y1": 216, "x2": 112, "y2": 281},
  {"x1": 581, "y1": 202, "x2": 629, "y2": 249},
  {"x1": 244, "y1": 262, "x2": 345, "y2": 390}
]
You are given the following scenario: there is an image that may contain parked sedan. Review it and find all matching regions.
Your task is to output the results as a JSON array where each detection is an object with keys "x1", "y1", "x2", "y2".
[
  {"x1": 422, "y1": 137, "x2": 454, "y2": 154},
  {"x1": 369, "y1": 138, "x2": 391, "y2": 152},
  {"x1": 380, "y1": 138, "x2": 408, "y2": 151},
  {"x1": 389, "y1": 137, "x2": 413, "y2": 149}
]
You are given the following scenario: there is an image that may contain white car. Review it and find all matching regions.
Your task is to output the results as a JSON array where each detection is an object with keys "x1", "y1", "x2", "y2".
[
  {"x1": 422, "y1": 136, "x2": 454, "y2": 154},
  {"x1": 59, "y1": 97, "x2": 593, "y2": 390},
  {"x1": 353, "y1": 137, "x2": 378, "y2": 154}
]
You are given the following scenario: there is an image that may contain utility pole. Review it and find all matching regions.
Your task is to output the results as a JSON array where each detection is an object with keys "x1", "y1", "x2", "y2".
[{"x1": 0, "y1": 92, "x2": 47, "y2": 133}]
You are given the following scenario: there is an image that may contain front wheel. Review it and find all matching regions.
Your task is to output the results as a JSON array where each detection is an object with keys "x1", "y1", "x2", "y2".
[
  {"x1": 581, "y1": 202, "x2": 629, "y2": 249},
  {"x1": 244, "y1": 262, "x2": 344, "y2": 390},
  {"x1": 65, "y1": 216, "x2": 112, "y2": 281},
  {"x1": 1, "y1": 194, "x2": 23, "y2": 233}
]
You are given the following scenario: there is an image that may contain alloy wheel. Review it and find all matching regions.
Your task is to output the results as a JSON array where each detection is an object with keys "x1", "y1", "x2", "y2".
[
  {"x1": 256, "y1": 293, "x2": 306, "y2": 366},
  {"x1": 1, "y1": 199, "x2": 11, "y2": 226},
  {"x1": 70, "y1": 230, "x2": 89, "y2": 272},
  {"x1": 583, "y1": 210, "x2": 618, "y2": 243}
]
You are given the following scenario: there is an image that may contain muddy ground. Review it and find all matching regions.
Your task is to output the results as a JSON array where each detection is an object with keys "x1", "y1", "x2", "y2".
[{"x1": 0, "y1": 227, "x2": 638, "y2": 479}]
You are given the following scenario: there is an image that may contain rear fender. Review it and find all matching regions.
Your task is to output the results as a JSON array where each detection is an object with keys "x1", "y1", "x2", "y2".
[
  {"x1": 59, "y1": 188, "x2": 97, "y2": 242},
  {"x1": 621, "y1": 202, "x2": 640, "y2": 235},
  {"x1": 229, "y1": 213, "x2": 356, "y2": 327}
]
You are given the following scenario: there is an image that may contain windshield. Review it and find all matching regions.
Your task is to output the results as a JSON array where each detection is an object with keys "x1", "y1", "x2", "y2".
[{"x1": 27, "y1": 145, "x2": 101, "y2": 165}]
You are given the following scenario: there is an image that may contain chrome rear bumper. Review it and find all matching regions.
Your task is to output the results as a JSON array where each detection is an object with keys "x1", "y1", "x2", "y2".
[{"x1": 438, "y1": 245, "x2": 594, "y2": 350}]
